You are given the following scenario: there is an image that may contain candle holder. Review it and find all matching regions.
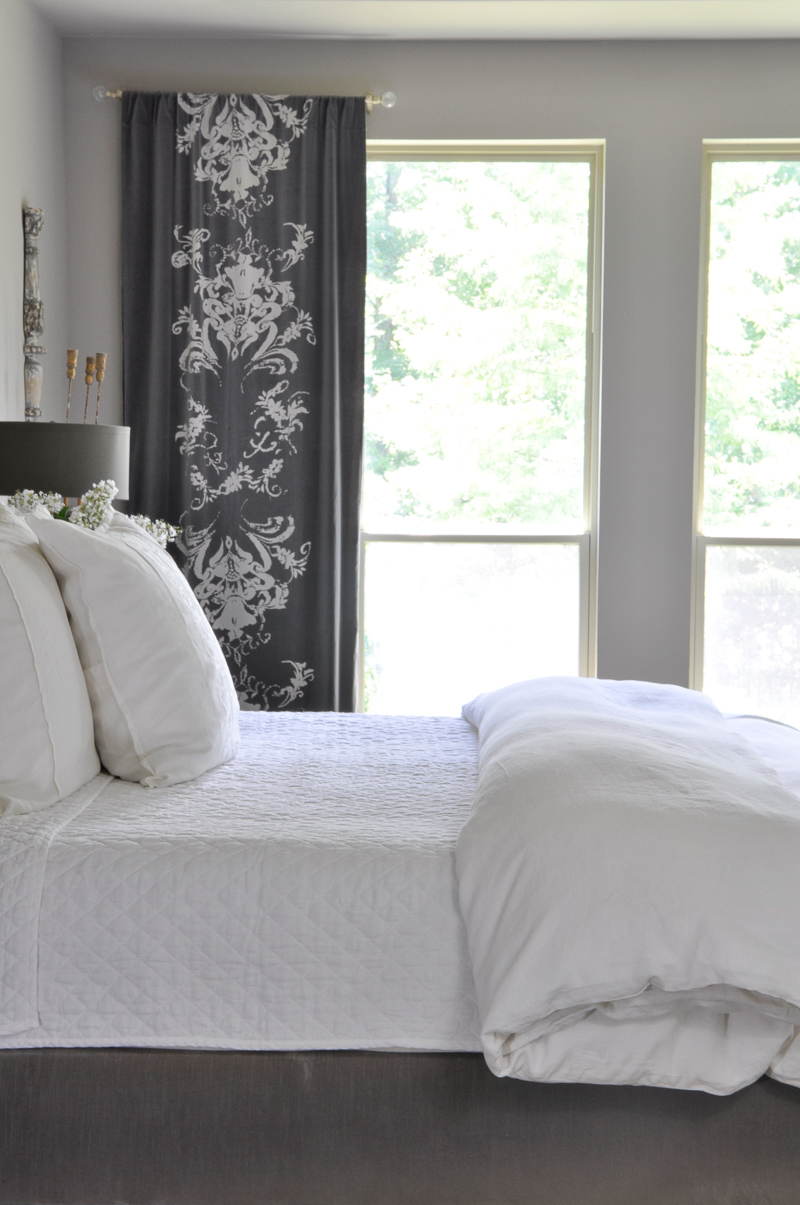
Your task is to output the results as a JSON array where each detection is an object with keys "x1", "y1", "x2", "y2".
[
  {"x1": 83, "y1": 356, "x2": 96, "y2": 423},
  {"x1": 65, "y1": 349, "x2": 78, "y2": 422},
  {"x1": 94, "y1": 353, "x2": 107, "y2": 423}
]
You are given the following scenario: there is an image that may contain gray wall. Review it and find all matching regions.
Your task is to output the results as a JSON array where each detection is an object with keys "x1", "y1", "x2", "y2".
[
  {"x1": 0, "y1": 1, "x2": 66, "y2": 424},
  {"x1": 63, "y1": 36, "x2": 800, "y2": 687}
]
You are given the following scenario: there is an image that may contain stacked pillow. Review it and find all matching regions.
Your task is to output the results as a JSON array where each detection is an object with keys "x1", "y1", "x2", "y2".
[
  {"x1": 0, "y1": 502, "x2": 100, "y2": 814},
  {"x1": 28, "y1": 510, "x2": 240, "y2": 788}
]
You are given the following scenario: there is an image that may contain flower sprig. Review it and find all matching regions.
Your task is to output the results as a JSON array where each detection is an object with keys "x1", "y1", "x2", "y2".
[
  {"x1": 10, "y1": 489, "x2": 68, "y2": 518},
  {"x1": 68, "y1": 479, "x2": 118, "y2": 530},
  {"x1": 129, "y1": 514, "x2": 182, "y2": 549}
]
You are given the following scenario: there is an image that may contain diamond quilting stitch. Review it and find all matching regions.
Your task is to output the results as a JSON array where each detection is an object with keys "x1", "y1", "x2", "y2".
[{"x1": 7, "y1": 714, "x2": 480, "y2": 1050}]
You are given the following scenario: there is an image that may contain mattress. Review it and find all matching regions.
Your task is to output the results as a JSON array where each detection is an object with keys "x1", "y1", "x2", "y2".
[
  {"x1": 3, "y1": 707, "x2": 800, "y2": 1054},
  {"x1": 0, "y1": 713, "x2": 482, "y2": 1051}
]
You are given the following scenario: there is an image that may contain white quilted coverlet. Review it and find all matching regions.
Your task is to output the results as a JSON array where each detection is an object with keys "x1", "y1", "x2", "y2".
[
  {"x1": 0, "y1": 713, "x2": 482, "y2": 1051},
  {"x1": 0, "y1": 776, "x2": 111, "y2": 1035}
]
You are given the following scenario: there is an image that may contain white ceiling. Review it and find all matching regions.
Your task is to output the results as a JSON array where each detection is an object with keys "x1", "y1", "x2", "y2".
[{"x1": 29, "y1": 0, "x2": 800, "y2": 41}]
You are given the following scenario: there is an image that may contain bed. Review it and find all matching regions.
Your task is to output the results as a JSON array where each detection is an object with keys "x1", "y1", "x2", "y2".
[{"x1": 5, "y1": 499, "x2": 800, "y2": 1204}]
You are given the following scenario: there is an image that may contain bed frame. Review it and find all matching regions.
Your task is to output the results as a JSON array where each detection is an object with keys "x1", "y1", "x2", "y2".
[{"x1": 2, "y1": 1049, "x2": 800, "y2": 1204}]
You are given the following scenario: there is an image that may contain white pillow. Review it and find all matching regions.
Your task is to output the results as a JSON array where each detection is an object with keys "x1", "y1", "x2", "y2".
[
  {"x1": 0, "y1": 502, "x2": 100, "y2": 814},
  {"x1": 28, "y1": 510, "x2": 240, "y2": 787}
]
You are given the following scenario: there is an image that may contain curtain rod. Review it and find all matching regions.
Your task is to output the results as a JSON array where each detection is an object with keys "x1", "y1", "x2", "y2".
[{"x1": 92, "y1": 86, "x2": 396, "y2": 112}]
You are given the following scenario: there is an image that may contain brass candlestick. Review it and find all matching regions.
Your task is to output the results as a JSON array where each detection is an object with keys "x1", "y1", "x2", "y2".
[
  {"x1": 65, "y1": 348, "x2": 78, "y2": 422},
  {"x1": 94, "y1": 352, "x2": 107, "y2": 424},
  {"x1": 83, "y1": 356, "x2": 96, "y2": 423}
]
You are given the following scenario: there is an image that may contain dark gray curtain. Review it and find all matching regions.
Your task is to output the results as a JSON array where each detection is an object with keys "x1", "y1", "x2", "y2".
[{"x1": 121, "y1": 92, "x2": 365, "y2": 711}]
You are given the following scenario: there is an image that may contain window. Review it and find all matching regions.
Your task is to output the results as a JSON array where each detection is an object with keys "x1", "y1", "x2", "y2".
[
  {"x1": 360, "y1": 141, "x2": 603, "y2": 714},
  {"x1": 692, "y1": 143, "x2": 800, "y2": 723}
]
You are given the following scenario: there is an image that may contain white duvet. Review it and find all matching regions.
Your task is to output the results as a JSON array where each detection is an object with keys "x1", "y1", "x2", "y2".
[{"x1": 458, "y1": 678, "x2": 800, "y2": 1094}]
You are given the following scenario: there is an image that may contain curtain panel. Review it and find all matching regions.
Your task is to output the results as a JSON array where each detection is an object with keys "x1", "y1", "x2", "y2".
[{"x1": 121, "y1": 92, "x2": 366, "y2": 711}]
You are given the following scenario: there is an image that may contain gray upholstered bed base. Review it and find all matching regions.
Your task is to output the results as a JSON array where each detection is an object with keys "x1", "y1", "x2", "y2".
[{"x1": 2, "y1": 1049, "x2": 800, "y2": 1205}]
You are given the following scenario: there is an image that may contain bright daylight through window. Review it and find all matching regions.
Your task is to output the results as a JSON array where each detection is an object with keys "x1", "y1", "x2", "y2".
[
  {"x1": 695, "y1": 146, "x2": 800, "y2": 724},
  {"x1": 361, "y1": 145, "x2": 601, "y2": 714}
]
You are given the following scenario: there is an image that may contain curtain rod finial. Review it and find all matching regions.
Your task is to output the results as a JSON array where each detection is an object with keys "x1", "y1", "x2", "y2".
[{"x1": 365, "y1": 92, "x2": 397, "y2": 114}]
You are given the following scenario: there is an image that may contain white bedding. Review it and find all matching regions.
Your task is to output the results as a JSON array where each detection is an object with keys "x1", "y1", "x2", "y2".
[
  {"x1": 457, "y1": 679, "x2": 800, "y2": 1094},
  {"x1": 0, "y1": 713, "x2": 481, "y2": 1051},
  {"x1": 5, "y1": 697, "x2": 800, "y2": 1085},
  {"x1": 0, "y1": 776, "x2": 110, "y2": 1036}
]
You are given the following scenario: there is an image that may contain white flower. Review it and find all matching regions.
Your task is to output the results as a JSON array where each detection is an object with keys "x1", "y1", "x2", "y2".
[
  {"x1": 129, "y1": 514, "x2": 181, "y2": 549},
  {"x1": 68, "y1": 480, "x2": 119, "y2": 531},
  {"x1": 9, "y1": 489, "x2": 65, "y2": 516}
]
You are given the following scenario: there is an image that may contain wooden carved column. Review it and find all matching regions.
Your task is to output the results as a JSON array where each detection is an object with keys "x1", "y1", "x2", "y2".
[{"x1": 23, "y1": 207, "x2": 45, "y2": 423}]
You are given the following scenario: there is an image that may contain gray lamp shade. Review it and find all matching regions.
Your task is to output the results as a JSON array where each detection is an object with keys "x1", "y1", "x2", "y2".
[{"x1": 0, "y1": 422, "x2": 130, "y2": 500}]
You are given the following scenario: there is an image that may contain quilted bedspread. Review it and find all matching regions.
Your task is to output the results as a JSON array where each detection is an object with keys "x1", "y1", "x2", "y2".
[
  {"x1": 0, "y1": 713, "x2": 482, "y2": 1050},
  {"x1": 0, "y1": 775, "x2": 112, "y2": 1036}
]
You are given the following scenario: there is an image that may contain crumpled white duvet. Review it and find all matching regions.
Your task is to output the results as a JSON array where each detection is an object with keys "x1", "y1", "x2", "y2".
[{"x1": 457, "y1": 678, "x2": 800, "y2": 1094}]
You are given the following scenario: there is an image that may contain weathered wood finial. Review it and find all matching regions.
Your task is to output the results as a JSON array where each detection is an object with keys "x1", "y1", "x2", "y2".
[{"x1": 23, "y1": 208, "x2": 45, "y2": 423}]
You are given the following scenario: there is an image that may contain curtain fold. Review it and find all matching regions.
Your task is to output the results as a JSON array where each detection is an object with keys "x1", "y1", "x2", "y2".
[{"x1": 121, "y1": 92, "x2": 365, "y2": 710}]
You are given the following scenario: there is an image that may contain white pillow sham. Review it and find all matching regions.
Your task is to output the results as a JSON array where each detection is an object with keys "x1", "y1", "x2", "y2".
[
  {"x1": 0, "y1": 502, "x2": 100, "y2": 814},
  {"x1": 29, "y1": 510, "x2": 240, "y2": 787}
]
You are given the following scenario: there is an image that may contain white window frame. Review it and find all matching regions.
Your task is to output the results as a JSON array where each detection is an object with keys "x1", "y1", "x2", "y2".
[
  {"x1": 357, "y1": 140, "x2": 605, "y2": 710},
  {"x1": 690, "y1": 140, "x2": 800, "y2": 691}
]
